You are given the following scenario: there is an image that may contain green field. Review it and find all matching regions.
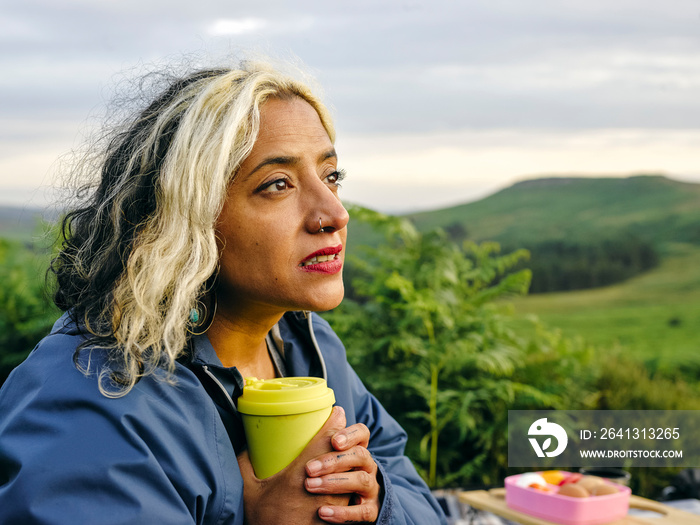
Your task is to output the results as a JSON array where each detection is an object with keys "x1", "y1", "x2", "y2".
[
  {"x1": 386, "y1": 175, "x2": 700, "y2": 376},
  {"x1": 406, "y1": 175, "x2": 700, "y2": 246},
  {"x1": 509, "y1": 242, "x2": 700, "y2": 375}
]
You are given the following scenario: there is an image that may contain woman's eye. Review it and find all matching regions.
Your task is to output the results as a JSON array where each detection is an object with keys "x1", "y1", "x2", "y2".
[
  {"x1": 325, "y1": 169, "x2": 346, "y2": 187},
  {"x1": 258, "y1": 178, "x2": 290, "y2": 193}
]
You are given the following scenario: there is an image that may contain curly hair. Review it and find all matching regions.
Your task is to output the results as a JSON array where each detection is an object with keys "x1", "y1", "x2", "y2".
[{"x1": 49, "y1": 60, "x2": 335, "y2": 397}]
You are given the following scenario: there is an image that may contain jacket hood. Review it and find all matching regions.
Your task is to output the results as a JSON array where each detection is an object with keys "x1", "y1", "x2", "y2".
[{"x1": 50, "y1": 311, "x2": 86, "y2": 337}]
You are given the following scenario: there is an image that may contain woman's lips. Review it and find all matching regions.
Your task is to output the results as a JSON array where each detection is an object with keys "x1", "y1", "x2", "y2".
[{"x1": 299, "y1": 244, "x2": 343, "y2": 274}]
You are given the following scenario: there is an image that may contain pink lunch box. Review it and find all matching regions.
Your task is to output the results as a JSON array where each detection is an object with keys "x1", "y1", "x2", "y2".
[{"x1": 505, "y1": 472, "x2": 631, "y2": 525}]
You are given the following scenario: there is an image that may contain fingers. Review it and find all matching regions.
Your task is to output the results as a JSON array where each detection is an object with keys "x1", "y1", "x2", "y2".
[
  {"x1": 236, "y1": 408, "x2": 355, "y2": 524},
  {"x1": 306, "y1": 445, "x2": 374, "y2": 478},
  {"x1": 305, "y1": 445, "x2": 380, "y2": 514},
  {"x1": 291, "y1": 406, "x2": 348, "y2": 468},
  {"x1": 305, "y1": 468, "x2": 377, "y2": 496},
  {"x1": 317, "y1": 501, "x2": 379, "y2": 524},
  {"x1": 331, "y1": 422, "x2": 369, "y2": 451},
  {"x1": 323, "y1": 406, "x2": 347, "y2": 437},
  {"x1": 313, "y1": 405, "x2": 347, "y2": 445}
]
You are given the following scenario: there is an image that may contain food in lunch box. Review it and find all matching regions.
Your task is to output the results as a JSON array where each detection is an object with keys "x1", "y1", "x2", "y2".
[
  {"x1": 515, "y1": 472, "x2": 551, "y2": 491},
  {"x1": 540, "y1": 470, "x2": 566, "y2": 485},
  {"x1": 575, "y1": 475, "x2": 606, "y2": 492},
  {"x1": 558, "y1": 483, "x2": 590, "y2": 498},
  {"x1": 516, "y1": 472, "x2": 621, "y2": 499},
  {"x1": 505, "y1": 471, "x2": 632, "y2": 525},
  {"x1": 555, "y1": 474, "x2": 620, "y2": 498},
  {"x1": 558, "y1": 472, "x2": 583, "y2": 485},
  {"x1": 591, "y1": 483, "x2": 620, "y2": 496}
]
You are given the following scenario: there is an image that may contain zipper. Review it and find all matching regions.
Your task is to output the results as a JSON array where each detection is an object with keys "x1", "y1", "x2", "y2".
[
  {"x1": 306, "y1": 313, "x2": 328, "y2": 380},
  {"x1": 201, "y1": 365, "x2": 237, "y2": 413}
]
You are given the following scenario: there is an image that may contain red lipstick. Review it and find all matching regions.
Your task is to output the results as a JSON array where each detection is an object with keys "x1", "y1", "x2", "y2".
[{"x1": 299, "y1": 244, "x2": 343, "y2": 274}]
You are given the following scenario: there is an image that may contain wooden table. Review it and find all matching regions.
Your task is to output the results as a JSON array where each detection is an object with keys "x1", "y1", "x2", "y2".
[{"x1": 459, "y1": 488, "x2": 700, "y2": 524}]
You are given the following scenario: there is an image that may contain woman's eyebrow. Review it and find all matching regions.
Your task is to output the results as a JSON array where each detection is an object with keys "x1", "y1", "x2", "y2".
[
  {"x1": 246, "y1": 156, "x2": 296, "y2": 179},
  {"x1": 245, "y1": 148, "x2": 337, "y2": 180},
  {"x1": 319, "y1": 148, "x2": 337, "y2": 162}
]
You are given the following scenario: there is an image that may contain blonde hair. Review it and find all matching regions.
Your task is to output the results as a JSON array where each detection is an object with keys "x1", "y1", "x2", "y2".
[{"x1": 50, "y1": 60, "x2": 335, "y2": 397}]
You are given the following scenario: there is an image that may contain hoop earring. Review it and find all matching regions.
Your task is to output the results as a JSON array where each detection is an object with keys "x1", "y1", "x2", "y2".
[{"x1": 187, "y1": 294, "x2": 217, "y2": 336}]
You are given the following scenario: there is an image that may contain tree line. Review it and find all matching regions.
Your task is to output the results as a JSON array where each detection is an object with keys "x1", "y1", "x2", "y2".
[
  {"x1": 508, "y1": 235, "x2": 659, "y2": 293},
  {"x1": 441, "y1": 221, "x2": 660, "y2": 293}
]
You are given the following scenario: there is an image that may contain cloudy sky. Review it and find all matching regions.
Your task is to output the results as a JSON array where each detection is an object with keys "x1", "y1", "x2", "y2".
[{"x1": 3, "y1": 0, "x2": 700, "y2": 212}]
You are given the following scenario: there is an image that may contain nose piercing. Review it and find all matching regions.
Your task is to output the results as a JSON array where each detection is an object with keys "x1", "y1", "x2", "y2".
[{"x1": 318, "y1": 217, "x2": 325, "y2": 233}]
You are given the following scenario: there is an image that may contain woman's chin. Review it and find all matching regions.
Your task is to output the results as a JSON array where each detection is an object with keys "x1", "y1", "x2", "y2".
[{"x1": 303, "y1": 285, "x2": 345, "y2": 313}]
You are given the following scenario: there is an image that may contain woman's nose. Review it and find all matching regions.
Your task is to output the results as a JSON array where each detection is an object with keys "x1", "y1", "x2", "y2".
[
  {"x1": 317, "y1": 202, "x2": 349, "y2": 234},
  {"x1": 306, "y1": 183, "x2": 349, "y2": 234}
]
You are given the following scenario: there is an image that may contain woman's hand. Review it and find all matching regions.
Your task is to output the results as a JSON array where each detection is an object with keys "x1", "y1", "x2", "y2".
[
  {"x1": 237, "y1": 406, "x2": 351, "y2": 525},
  {"x1": 304, "y1": 410, "x2": 381, "y2": 524}
]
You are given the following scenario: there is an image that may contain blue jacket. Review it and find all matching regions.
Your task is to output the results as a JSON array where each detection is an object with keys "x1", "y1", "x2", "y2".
[{"x1": 0, "y1": 311, "x2": 447, "y2": 524}]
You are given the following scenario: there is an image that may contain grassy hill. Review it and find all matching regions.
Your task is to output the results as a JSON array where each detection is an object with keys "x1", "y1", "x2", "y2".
[
  {"x1": 346, "y1": 175, "x2": 700, "y2": 294},
  {"x1": 404, "y1": 175, "x2": 700, "y2": 247},
  {"x1": 344, "y1": 175, "x2": 700, "y2": 376},
  {"x1": 509, "y1": 241, "x2": 700, "y2": 374}
]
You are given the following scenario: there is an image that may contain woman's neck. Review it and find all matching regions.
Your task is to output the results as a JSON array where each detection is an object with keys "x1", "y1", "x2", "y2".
[{"x1": 207, "y1": 303, "x2": 284, "y2": 379}]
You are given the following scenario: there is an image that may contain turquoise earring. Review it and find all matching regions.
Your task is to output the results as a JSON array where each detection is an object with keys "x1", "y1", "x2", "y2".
[{"x1": 187, "y1": 295, "x2": 217, "y2": 336}]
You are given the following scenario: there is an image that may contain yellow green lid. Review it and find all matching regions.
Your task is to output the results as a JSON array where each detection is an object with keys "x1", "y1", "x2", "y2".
[{"x1": 237, "y1": 377, "x2": 335, "y2": 416}]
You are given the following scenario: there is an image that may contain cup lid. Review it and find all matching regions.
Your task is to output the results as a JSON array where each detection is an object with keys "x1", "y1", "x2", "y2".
[{"x1": 237, "y1": 377, "x2": 335, "y2": 416}]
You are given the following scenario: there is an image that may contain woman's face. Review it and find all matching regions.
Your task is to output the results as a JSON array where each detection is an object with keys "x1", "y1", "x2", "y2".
[{"x1": 215, "y1": 97, "x2": 349, "y2": 318}]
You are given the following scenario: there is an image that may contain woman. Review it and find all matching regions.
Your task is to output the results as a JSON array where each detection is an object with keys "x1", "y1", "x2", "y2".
[{"x1": 0, "y1": 60, "x2": 447, "y2": 524}]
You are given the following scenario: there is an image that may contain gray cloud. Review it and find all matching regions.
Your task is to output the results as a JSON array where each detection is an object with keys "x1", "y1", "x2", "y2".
[
  {"x1": 4, "y1": 1, "x2": 700, "y2": 123},
  {"x1": 2, "y1": 0, "x2": 700, "y2": 208}
]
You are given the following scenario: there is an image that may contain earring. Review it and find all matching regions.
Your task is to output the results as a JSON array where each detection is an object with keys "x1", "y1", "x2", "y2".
[{"x1": 187, "y1": 294, "x2": 217, "y2": 336}]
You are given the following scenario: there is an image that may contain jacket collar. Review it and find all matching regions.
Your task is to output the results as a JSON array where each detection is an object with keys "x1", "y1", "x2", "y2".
[
  {"x1": 51, "y1": 310, "x2": 326, "y2": 380},
  {"x1": 276, "y1": 312, "x2": 326, "y2": 379}
]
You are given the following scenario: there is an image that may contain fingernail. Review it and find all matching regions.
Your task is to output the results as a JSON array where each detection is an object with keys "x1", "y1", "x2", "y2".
[
  {"x1": 336, "y1": 405, "x2": 345, "y2": 416},
  {"x1": 306, "y1": 460, "x2": 322, "y2": 475},
  {"x1": 306, "y1": 477, "x2": 322, "y2": 488},
  {"x1": 335, "y1": 434, "x2": 347, "y2": 447},
  {"x1": 319, "y1": 507, "x2": 334, "y2": 517}
]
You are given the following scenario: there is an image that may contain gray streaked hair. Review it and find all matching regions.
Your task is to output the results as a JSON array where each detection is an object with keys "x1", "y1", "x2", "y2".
[{"x1": 50, "y1": 59, "x2": 335, "y2": 397}]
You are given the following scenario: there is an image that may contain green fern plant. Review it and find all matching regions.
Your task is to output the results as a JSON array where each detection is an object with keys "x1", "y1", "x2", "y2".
[{"x1": 327, "y1": 206, "x2": 539, "y2": 487}]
